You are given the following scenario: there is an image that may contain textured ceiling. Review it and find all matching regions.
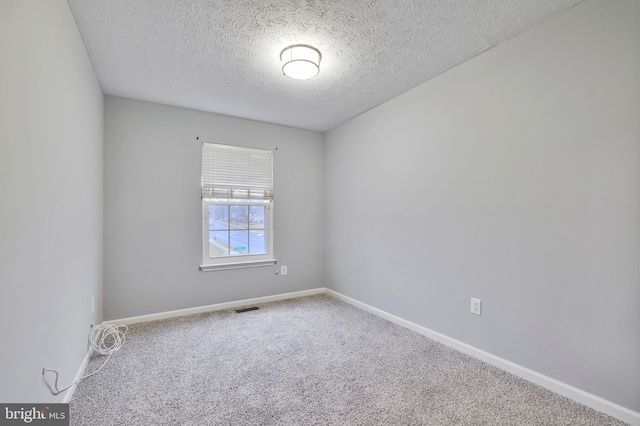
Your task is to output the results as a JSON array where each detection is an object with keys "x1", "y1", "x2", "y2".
[{"x1": 67, "y1": 0, "x2": 583, "y2": 132}]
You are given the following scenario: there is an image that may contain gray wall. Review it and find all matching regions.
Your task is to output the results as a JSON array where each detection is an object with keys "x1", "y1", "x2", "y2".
[
  {"x1": 637, "y1": 0, "x2": 640, "y2": 411},
  {"x1": 324, "y1": 0, "x2": 638, "y2": 411},
  {"x1": 637, "y1": 0, "x2": 640, "y2": 412},
  {"x1": 104, "y1": 96, "x2": 324, "y2": 320},
  {"x1": 0, "y1": 0, "x2": 104, "y2": 402}
]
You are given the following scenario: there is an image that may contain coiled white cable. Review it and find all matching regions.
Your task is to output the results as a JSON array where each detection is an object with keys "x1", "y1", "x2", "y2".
[
  {"x1": 43, "y1": 324, "x2": 128, "y2": 395},
  {"x1": 88, "y1": 324, "x2": 127, "y2": 355}
]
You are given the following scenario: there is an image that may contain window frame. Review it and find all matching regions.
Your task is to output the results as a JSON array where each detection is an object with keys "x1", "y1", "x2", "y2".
[
  {"x1": 199, "y1": 142, "x2": 276, "y2": 272},
  {"x1": 200, "y1": 198, "x2": 275, "y2": 271}
]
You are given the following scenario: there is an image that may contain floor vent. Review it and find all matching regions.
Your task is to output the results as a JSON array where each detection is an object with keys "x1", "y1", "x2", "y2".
[{"x1": 235, "y1": 306, "x2": 259, "y2": 313}]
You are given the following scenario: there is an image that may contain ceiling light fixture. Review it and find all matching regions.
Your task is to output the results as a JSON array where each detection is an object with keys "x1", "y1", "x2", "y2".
[{"x1": 280, "y1": 44, "x2": 321, "y2": 80}]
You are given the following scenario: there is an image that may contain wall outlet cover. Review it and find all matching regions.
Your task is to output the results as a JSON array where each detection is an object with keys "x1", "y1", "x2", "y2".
[{"x1": 471, "y1": 298, "x2": 482, "y2": 315}]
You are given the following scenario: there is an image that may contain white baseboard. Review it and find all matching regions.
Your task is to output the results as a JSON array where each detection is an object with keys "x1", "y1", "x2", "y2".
[
  {"x1": 62, "y1": 347, "x2": 93, "y2": 403},
  {"x1": 325, "y1": 288, "x2": 640, "y2": 426},
  {"x1": 103, "y1": 288, "x2": 325, "y2": 326}
]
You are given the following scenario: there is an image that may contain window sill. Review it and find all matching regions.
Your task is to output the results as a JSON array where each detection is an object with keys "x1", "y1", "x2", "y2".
[{"x1": 199, "y1": 259, "x2": 277, "y2": 272}]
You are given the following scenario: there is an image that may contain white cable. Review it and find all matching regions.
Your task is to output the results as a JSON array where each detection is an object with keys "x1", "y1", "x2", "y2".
[
  {"x1": 88, "y1": 324, "x2": 127, "y2": 356},
  {"x1": 43, "y1": 324, "x2": 128, "y2": 395}
]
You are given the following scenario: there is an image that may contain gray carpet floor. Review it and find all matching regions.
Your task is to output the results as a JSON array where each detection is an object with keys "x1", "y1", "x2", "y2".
[{"x1": 70, "y1": 294, "x2": 627, "y2": 425}]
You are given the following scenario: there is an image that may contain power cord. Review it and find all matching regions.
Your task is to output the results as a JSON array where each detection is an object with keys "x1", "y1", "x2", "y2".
[{"x1": 42, "y1": 324, "x2": 128, "y2": 395}]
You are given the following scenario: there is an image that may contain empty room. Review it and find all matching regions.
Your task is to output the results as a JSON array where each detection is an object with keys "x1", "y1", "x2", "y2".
[{"x1": 1, "y1": 0, "x2": 639, "y2": 424}]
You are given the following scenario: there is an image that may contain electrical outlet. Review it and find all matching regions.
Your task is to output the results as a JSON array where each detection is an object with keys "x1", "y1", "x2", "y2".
[
  {"x1": 281, "y1": 265, "x2": 287, "y2": 275},
  {"x1": 91, "y1": 296, "x2": 95, "y2": 313},
  {"x1": 471, "y1": 298, "x2": 482, "y2": 316}
]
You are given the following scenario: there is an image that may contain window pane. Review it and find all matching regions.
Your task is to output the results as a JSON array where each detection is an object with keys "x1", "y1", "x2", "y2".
[
  {"x1": 210, "y1": 230, "x2": 229, "y2": 257},
  {"x1": 209, "y1": 205, "x2": 228, "y2": 230},
  {"x1": 249, "y1": 230, "x2": 266, "y2": 254},
  {"x1": 249, "y1": 205, "x2": 265, "y2": 229},
  {"x1": 204, "y1": 201, "x2": 271, "y2": 262},
  {"x1": 230, "y1": 205, "x2": 248, "y2": 229},
  {"x1": 229, "y1": 230, "x2": 248, "y2": 255}
]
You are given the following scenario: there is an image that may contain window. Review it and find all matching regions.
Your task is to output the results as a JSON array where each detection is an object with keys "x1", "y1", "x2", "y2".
[{"x1": 200, "y1": 143, "x2": 275, "y2": 271}]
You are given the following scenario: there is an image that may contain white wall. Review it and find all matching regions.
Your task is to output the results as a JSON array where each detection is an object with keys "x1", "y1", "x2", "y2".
[
  {"x1": 325, "y1": 0, "x2": 638, "y2": 411},
  {"x1": 0, "y1": 0, "x2": 104, "y2": 402},
  {"x1": 103, "y1": 96, "x2": 324, "y2": 320}
]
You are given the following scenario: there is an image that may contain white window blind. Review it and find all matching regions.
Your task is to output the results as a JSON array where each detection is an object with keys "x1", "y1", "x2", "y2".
[{"x1": 202, "y1": 143, "x2": 273, "y2": 200}]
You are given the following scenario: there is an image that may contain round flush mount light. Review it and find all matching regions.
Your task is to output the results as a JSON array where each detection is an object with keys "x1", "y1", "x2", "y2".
[{"x1": 280, "y1": 44, "x2": 322, "y2": 80}]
